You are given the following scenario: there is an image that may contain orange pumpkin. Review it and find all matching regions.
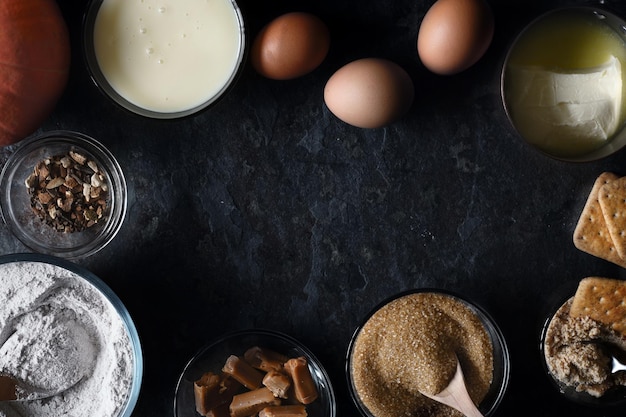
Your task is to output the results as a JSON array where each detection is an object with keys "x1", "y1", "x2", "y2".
[{"x1": 0, "y1": 0, "x2": 70, "y2": 146}]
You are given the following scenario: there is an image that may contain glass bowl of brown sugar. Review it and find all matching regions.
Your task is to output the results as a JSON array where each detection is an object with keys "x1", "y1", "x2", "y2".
[
  {"x1": 346, "y1": 289, "x2": 510, "y2": 417},
  {"x1": 0, "y1": 130, "x2": 127, "y2": 259}
]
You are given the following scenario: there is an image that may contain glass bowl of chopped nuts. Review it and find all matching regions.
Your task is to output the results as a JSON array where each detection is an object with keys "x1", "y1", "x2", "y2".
[
  {"x1": 0, "y1": 130, "x2": 127, "y2": 259},
  {"x1": 173, "y1": 329, "x2": 336, "y2": 417}
]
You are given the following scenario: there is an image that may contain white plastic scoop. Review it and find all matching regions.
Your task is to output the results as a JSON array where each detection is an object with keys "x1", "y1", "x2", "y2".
[
  {"x1": 611, "y1": 355, "x2": 626, "y2": 374},
  {"x1": 419, "y1": 355, "x2": 484, "y2": 417}
]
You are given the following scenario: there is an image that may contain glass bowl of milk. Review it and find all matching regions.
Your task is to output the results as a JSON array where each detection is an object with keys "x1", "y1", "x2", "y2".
[
  {"x1": 501, "y1": 6, "x2": 626, "y2": 162},
  {"x1": 83, "y1": 0, "x2": 246, "y2": 119}
]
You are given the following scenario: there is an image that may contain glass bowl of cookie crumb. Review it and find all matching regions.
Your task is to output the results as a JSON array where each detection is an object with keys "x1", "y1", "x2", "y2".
[
  {"x1": 540, "y1": 277, "x2": 626, "y2": 409},
  {"x1": 0, "y1": 130, "x2": 127, "y2": 259},
  {"x1": 346, "y1": 289, "x2": 510, "y2": 417}
]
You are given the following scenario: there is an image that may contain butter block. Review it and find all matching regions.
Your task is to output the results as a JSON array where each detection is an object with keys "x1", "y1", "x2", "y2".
[{"x1": 507, "y1": 55, "x2": 623, "y2": 145}]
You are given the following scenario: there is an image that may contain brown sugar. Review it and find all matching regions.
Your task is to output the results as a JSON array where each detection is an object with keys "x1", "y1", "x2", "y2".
[{"x1": 350, "y1": 292, "x2": 494, "y2": 417}]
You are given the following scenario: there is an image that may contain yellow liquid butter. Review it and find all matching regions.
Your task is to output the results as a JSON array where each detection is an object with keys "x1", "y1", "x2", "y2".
[
  {"x1": 93, "y1": 0, "x2": 243, "y2": 114},
  {"x1": 503, "y1": 9, "x2": 626, "y2": 158}
]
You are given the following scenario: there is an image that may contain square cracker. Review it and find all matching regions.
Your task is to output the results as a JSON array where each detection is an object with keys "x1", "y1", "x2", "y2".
[
  {"x1": 599, "y1": 175, "x2": 626, "y2": 260},
  {"x1": 570, "y1": 277, "x2": 626, "y2": 337},
  {"x1": 573, "y1": 172, "x2": 626, "y2": 268}
]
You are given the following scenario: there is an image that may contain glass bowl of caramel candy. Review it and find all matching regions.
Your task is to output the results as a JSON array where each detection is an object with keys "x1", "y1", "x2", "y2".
[
  {"x1": 174, "y1": 329, "x2": 336, "y2": 417},
  {"x1": 0, "y1": 130, "x2": 127, "y2": 259},
  {"x1": 346, "y1": 289, "x2": 510, "y2": 417}
]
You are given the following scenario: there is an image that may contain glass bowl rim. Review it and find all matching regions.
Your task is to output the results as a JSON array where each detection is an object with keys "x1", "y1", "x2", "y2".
[
  {"x1": 0, "y1": 252, "x2": 143, "y2": 417},
  {"x1": 345, "y1": 288, "x2": 511, "y2": 417},
  {"x1": 173, "y1": 328, "x2": 337, "y2": 417},
  {"x1": 0, "y1": 129, "x2": 128, "y2": 259}
]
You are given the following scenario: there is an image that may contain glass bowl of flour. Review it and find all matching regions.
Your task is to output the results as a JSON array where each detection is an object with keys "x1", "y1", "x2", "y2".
[{"x1": 0, "y1": 253, "x2": 142, "y2": 417}]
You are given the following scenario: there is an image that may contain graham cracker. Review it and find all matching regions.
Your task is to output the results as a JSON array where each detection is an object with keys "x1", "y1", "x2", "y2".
[
  {"x1": 598, "y1": 175, "x2": 626, "y2": 261},
  {"x1": 573, "y1": 172, "x2": 626, "y2": 268},
  {"x1": 570, "y1": 277, "x2": 626, "y2": 337}
]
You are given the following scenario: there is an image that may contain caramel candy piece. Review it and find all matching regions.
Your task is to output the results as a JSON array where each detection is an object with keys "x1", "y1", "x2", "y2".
[
  {"x1": 222, "y1": 355, "x2": 264, "y2": 390},
  {"x1": 194, "y1": 372, "x2": 241, "y2": 416},
  {"x1": 263, "y1": 370, "x2": 291, "y2": 399},
  {"x1": 259, "y1": 405, "x2": 307, "y2": 417},
  {"x1": 244, "y1": 346, "x2": 289, "y2": 372},
  {"x1": 283, "y1": 357, "x2": 318, "y2": 404},
  {"x1": 206, "y1": 403, "x2": 231, "y2": 417},
  {"x1": 230, "y1": 387, "x2": 281, "y2": 417}
]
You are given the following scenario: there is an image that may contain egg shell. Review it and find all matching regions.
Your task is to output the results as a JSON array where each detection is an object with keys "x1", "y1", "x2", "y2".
[
  {"x1": 251, "y1": 12, "x2": 330, "y2": 80},
  {"x1": 324, "y1": 58, "x2": 414, "y2": 129},
  {"x1": 417, "y1": 0, "x2": 494, "y2": 75}
]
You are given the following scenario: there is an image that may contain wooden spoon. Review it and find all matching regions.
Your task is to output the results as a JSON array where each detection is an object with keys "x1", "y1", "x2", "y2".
[
  {"x1": 0, "y1": 373, "x2": 76, "y2": 402},
  {"x1": 0, "y1": 375, "x2": 17, "y2": 401},
  {"x1": 419, "y1": 355, "x2": 484, "y2": 417},
  {"x1": 0, "y1": 317, "x2": 93, "y2": 402}
]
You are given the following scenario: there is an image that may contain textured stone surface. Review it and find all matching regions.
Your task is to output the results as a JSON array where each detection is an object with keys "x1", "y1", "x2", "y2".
[{"x1": 1, "y1": 0, "x2": 626, "y2": 415}]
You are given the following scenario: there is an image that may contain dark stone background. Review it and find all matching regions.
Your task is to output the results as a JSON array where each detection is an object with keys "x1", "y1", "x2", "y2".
[{"x1": 3, "y1": 0, "x2": 626, "y2": 416}]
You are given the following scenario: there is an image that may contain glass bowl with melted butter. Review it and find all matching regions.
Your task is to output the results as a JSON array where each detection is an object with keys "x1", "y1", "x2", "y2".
[{"x1": 501, "y1": 6, "x2": 626, "y2": 162}]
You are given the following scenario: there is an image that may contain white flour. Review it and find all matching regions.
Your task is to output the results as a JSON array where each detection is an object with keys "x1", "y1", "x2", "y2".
[{"x1": 0, "y1": 261, "x2": 135, "y2": 417}]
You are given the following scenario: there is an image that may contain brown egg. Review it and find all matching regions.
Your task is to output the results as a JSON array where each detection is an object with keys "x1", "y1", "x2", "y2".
[
  {"x1": 417, "y1": 0, "x2": 494, "y2": 75},
  {"x1": 323, "y1": 58, "x2": 414, "y2": 129},
  {"x1": 251, "y1": 12, "x2": 330, "y2": 80}
]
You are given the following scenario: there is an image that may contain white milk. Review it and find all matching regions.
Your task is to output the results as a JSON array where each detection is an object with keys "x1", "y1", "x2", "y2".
[{"x1": 93, "y1": 0, "x2": 243, "y2": 114}]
